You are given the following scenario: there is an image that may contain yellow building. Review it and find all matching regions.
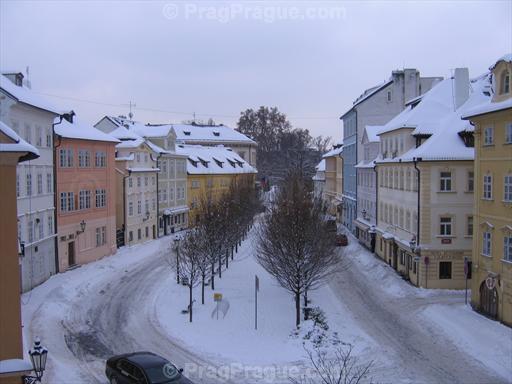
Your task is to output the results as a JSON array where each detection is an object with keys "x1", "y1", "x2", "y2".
[
  {"x1": 176, "y1": 144, "x2": 257, "y2": 225},
  {"x1": 462, "y1": 54, "x2": 512, "y2": 325},
  {"x1": 322, "y1": 145, "x2": 343, "y2": 221}
]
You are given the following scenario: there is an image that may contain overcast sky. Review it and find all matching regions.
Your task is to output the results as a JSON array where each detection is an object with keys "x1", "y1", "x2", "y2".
[{"x1": 1, "y1": 1, "x2": 510, "y2": 142}]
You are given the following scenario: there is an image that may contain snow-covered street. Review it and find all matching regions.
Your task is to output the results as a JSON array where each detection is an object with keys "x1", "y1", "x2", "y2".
[{"x1": 21, "y1": 223, "x2": 512, "y2": 383}]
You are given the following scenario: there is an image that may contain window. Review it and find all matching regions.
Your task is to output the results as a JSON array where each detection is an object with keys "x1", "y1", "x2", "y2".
[
  {"x1": 59, "y1": 149, "x2": 73, "y2": 167},
  {"x1": 136, "y1": 153, "x2": 141, "y2": 162},
  {"x1": 400, "y1": 250, "x2": 405, "y2": 265},
  {"x1": 145, "y1": 200, "x2": 149, "y2": 214},
  {"x1": 467, "y1": 216, "x2": 473, "y2": 237},
  {"x1": 387, "y1": 90, "x2": 392, "y2": 102},
  {"x1": 145, "y1": 226, "x2": 149, "y2": 238},
  {"x1": 96, "y1": 226, "x2": 106, "y2": 247},
  {"x1": 152, "y1": 198, "x2": 156, "y2": 211},
  {"x1": 137, "y1": 228, "x2": 141, "y2": 240},
  {"x1": 24, "y1": 124, "x2": 31, "y2": 144},
  {"x1": 137, "y1": 200, "x2": 141, "y2": 214},
  {"x1": 504, "y1": 235, "x2": 512, "y2": 261},
  {"x1": 60, "y1": 192, "x2": 74, "y2": 212},
  {"x1": 26, "y1": 174, "x2": 32, "y2": 196},
  {"x1": 483, "y1": 231, "x2": 492, "y2": 256},
  {"x1": 137, "y1": 177, "x2": 141, "y2": 187},
  {"x1": 36, "y1": 126, "x2": 42, "y2": 147},
  {"x1": 144, "y1": 176, "x2": 148, "y2": 186},
  {"x1": 95, "y1": 151, "x2": 106, "y2": 167},
  {"x1": 28, "y1": 220, "x2": 34, "y2": 243},
  {"x1": 48, "y1": 215, "x2": 53, "y2": 235},
  {"x1": 144, "y1": 153, "x2": 148, "y2": 163},
  {"x1": 129, "y1": 231, "x2": 133, "y2": 242},
  {"x1": 16, "y1": 174, "x2": 20, "y2": 197},
  {"x1": 483, "y1": 174, "x2": 493, "y2": 200},
  {"x1": 439, "y1": 262, "x2": 452, "y2": 279},
  {"x1": 78, "y1": 150, "x2": 91, "y2": 167},
  {"x1": 484, "y1": 127, "x2": 494, "y2": 145},
  {"x1": 500, "y1": 70, "x2": 510, "y2": 94},
  {"x1": 79, "y1": 190, "x2": 91, "y2": 210},
  {"x1": 95, "y1": 189, "x2": 106, "y2": 208},
  {"x1": 440, "y1": 171, "x2": 452, "y2": 191},
  {"x1": 152, "y1": 176, "x2": 155, "y2": 185},
  {"x1": 38, "y1": 217, "x2": 44, "y2": 239},
  {"x1": 467, "y1": 171, "x2": 474, "y2": 192},
  {"x1": 504, "y1": 175, "x2": 512, "y2": 202},
  {"x1": 46, "y1": 129, "x2": 52, "y2": 148},
  {"x1": 161, "y1": 160, "x2": 167, "y2": 173},
  {"x1": 37, "y1": 174, "x2": 43, "y2": 194},
  {"x1": 128, "y1": 177, "x2": 133, "y2": 188},
  {"x1": 506, "y1": 123, "x2": 512, "y2": 144},
  {"x1": 46, "y1": 173, "x2": 52, "y2": 193},
  {"x1": 128, "y1": 201, "x2": 133, "y2": 216},
  {"x1": 170, "y1": 187, "x2": 175, "y2": 201},
  {"x1": 440, "y1": 217, "x2": 452, "y2": 236}
]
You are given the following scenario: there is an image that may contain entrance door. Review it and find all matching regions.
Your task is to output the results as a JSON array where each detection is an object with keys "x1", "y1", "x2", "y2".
[
  {"x1": 153, "y1": 225, "x2": 156, "y2": 239},
  {"x1": 68, "y1": 241, "x2": 76, "y2": 267},
  {"x1": 392, "y1": 244, "x2": 398, "y2": 270},
  {"x1": 480, "y1": 282, "x2": 498, "y2": 319}
]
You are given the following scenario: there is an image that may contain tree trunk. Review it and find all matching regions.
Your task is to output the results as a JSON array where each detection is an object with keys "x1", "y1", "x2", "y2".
[
  {"x1": 211, "y1": 262, "x2": 215, "y2": 290},
  {"x1": 218, "y1": 255, "x2": 222, "y2": 278},
  {"x1": 295, "y1": 292, "x2": 301, "y2": 328},
  {"x1": 189, "y1": 284, "x2": 193, "y2": 323},
  {"x1": 235, "y1": 243, "x2": 238, "y2": 253},
  {"x1": 201, "y1": 273, "x2": 205, "y2": 304},
  {"x1": 225, "y1": 250, "x2": 229, "y2": 269},
  {"x1": 303, "y1": 290, "x2": 308, "y2": 320},
  {"x1": 231, "y1": 246, "x2": 234, "y2": 260}
]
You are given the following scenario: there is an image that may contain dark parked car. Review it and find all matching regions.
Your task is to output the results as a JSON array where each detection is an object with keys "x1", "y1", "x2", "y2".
[
  {"x1": 106, "y1": 352, "x2": 194, "y2": 384},
  {"x1": 335, "y1": 233, "x2": 348, "y2": 246}
]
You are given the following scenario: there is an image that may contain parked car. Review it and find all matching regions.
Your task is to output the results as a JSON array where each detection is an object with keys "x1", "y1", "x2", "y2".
[
  {"x1": 106, "y1": 352, "x2": 194, "y2": 383},
  {"x1": 335, "y1": 233, "x2": 348, "y2": 246}
]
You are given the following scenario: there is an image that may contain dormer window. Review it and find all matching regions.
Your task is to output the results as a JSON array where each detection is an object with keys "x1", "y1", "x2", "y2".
[
  {"x1": 188, "y1": 159, "x2": 198, "y2": 168},
  {"x1": 213, "y1": 130, "x2": 220, "y2": 137},
  {"x1": 183, "y1": 131, "x2": 191, "y2": 136},
  {"x1": 227, "y1": 159, "x2": 236, "y2": 168},
  {"x1": 500, "y1": 70, "x2": 510, "y2": 94}
]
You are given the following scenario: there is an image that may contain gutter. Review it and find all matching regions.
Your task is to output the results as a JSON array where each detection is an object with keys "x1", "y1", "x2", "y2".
[
  {"x1": 413, "y1": 157, "x2": 422, "y2": 242},
  {"x1": 122, "y1": 169, "x2": 132, "y2": 246},
  {"x1": 373, "y1": 162, "x2": 378, "y2": 224},
  {"x1": 52, "y1": 116, "x2": 63, "y2": 273}
]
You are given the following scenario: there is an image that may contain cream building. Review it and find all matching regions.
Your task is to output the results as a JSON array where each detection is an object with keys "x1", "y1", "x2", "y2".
[
  {"x1": 312, "y1": 159, "x2": 325, "y2": 199},
  {"x1": 110, "y1": 127, "x2": 159, "y2": 246},
  {"x1": 462, "y1": 54, "x2": 512, "y2": 325},
  {"x1": 321, "y1": 145, "x2": 343, "y2": 220},
  {"x1": 374, "y1": 68, "x2": 490, "y2": 289}
]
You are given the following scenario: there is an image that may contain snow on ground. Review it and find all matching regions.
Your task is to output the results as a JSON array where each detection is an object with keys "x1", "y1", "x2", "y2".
[{"x1": 422, "y1": 304, "x2": 512, "y2": 382}]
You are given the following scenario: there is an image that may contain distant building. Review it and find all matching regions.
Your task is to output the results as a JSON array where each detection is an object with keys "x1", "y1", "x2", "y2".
[
  {"x1": 176, "y1": 144, "x2": 257, "y2": 225},
  {"x1": 321, "y1": 145, "x2": 343, "y2": 221},
  {"x1": 374, "y1": 68, "x2": 489, "y2": 289},
  {"x1": 462, "y1": 54, "x2": 512, "y2": 325},
  {"x1": 54, "y1": 118, "x2": 119, "y2": 271},
  {"x1": 312, "y1": 159, "x2": 325, "y2": 199},
  {"x1": 0, "y1": 121, "x2": 39, "y2": 382},
  {"x1": 340, "y1": 69, "x2": 443, "y2": 234},
  {"x1": 0, "y1": 72, "x2": 62, "y2": 292},
  {"x1": 110, "y1": 127, "x2": 159, "y2": 247}
]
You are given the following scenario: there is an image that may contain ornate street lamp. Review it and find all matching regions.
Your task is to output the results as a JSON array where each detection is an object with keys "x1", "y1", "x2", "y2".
[
  {"x1": 77, "y1": 220, "x2": 86, "y2": 234},
  {"x1": 23, "y1": 338, "x2": 48, "y2": 383},
  {"x1": 361, "y1": 209, "x2": 367, "y2": 220}
]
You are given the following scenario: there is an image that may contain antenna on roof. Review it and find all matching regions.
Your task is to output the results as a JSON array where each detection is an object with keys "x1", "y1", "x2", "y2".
[
  {"x1": 25, "y1": 66, "x2": 31, "y2": 89},
  {"x1": 122, "y1": 101, "x2": 136, "y2": 119}
]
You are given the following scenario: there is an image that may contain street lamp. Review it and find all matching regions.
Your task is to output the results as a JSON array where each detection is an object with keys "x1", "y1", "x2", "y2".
[
  {"x1": 77, "y1": 220, "x2": 86, "y2": 234},
  {"x1": 23, "y1": 338, "x2": 48, "y2": 383},
  {"x1": 174, "y1": 234, "x2": 181, "y2": 284},
  {"x1": 361, "y1": 209, "x2": 367, "y2": 220}
]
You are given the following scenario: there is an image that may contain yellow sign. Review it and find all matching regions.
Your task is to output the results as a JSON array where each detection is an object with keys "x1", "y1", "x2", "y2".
[{"x1": 214, "y1": 293, "x2": 223, "y2": 302}]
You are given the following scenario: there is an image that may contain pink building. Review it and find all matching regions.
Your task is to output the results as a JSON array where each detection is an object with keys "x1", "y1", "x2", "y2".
[{"x1": 54, "y1": 117, "x2": 119, "y2": 271}]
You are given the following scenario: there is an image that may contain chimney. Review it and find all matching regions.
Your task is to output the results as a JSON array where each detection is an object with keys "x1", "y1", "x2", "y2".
[
  {"x1": 453, "y1": 68, "x2": 470, "y2": 110},
  {"x1": 2, "y1": 72, "x2": 24, "y2": 87}
]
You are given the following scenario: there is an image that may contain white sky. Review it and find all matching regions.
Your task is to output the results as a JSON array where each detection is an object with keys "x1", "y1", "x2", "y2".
[{"x1": 1, "y1": 1, "x2": 510, "y2": 142}]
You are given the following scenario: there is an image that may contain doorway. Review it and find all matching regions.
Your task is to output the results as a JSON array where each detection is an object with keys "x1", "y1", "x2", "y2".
[
  {"x1": 479, "y1": 281, "x2": 498, "y2": 319},
  {"x1": 68, "y1": 241, "x2": 76, "y2": 267}
]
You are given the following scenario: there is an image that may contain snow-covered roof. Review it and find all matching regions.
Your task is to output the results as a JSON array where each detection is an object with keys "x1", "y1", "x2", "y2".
[
  {"x1": 377, "y1": 73, "x2": 491, "y2": 163},
  {"x1": 365, "y1": 125, "x2": 386, "y2": 143},
  {"x1": 172, "y1": 123, "x2": 256, "y2": 144},
  {"x1": 355, "y1": 159, "x2": 377, "y2": 169},
  {"x1": 54, "y1": 119, "x2": 120, "y2": 143},
  {"x1": 462, "y1": 97, "x2": 512, "y2": 119},
  {"x1": 176, "y1": 144, "x2": 257, "y2": 175},
  {"x1": 353, "y1": 79, "x2": 393, "y2": 108},
  {"x1": 322, "y1": 146, "x2": 343, "y2": 158},
  {"x1": 315, "y1": 159, "x2": 326, "y2": 172},
  {"x1": 0, "y1": 74, "x2": 63, "y2": 115},
  {"x1": 489, "y1": 53, "x2": 512, "y2": 69},
  {"x1": 0, "y1": 120, "x2": 39, "y2": 161}
]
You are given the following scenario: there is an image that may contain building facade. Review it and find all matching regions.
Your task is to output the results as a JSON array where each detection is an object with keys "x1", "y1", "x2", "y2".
[
  {"x1": 463, "y1": 54, "x2": 512, "y2": 325},
  {"x1": 0, "y1": 122, "x2": 39, "y2": 383},
  {"x1": 54, "y1": 118, "x2": 118, "y2": 271},
  {"x1": 322, "y1": 146, "x2": 343, "y2": 220},
  {"x1": 312, "y1": 159, "x2": 325, "y2": 199},
  {"x1": 340, "y1": 69, "x2": 443, "y2": 234},
  {"x1": 0, "y1": 72, "x2": 61, "y2": 292},
  {"x1": 374, "y1": 68, "x2": 489, "y2": 290},
  {"x1": 111, "y1": 128, "x2": 159, "y2": 246}
]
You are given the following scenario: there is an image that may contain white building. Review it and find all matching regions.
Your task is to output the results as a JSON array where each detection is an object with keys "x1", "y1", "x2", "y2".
[
  {"x1": 312, "y1": 159, "x2": 325, "y2": 199},
  {"x1": 0, "y1": 72, "x2": 62, "y2": 291}
]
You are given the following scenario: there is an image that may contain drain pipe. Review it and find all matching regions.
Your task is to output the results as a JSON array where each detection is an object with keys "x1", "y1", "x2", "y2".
[
  {"x1": 52, "y1": 116, "x2": 63, "y2": 273},
  {"x1": 413, "y1": 157, "x2": 424, "y2": 287}
]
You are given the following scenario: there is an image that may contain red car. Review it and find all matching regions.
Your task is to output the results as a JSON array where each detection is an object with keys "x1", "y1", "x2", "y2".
[{"x1": 335, "y1": 233, "x2": 348, "y2": 246}]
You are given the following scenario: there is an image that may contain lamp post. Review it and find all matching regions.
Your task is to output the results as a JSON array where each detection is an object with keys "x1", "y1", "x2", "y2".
[
  {"x1": 174, "y1": 234, "x2": 181, "y2": 284},
  {"x1": 23, "y1": 338, "x2": 48, "y2": 383},
  {"x1": 78, "y1": 220, "x2": 86, "y2": 234}
]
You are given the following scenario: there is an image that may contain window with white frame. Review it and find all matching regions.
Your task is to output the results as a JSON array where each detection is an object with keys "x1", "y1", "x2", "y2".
[
  {"x1": 28, "y1": 220, "x2": 34, "y2": 243},
  {"x1": 440, "y1": 171, "x2": 452, "y2": 191},
  {"x1": 79, "y1": 190, "x2": 91, "y2": 210},
  {"x1": 483, "y1": 174, "x2": 493, "y2": 199},
  {"x1": 95, "y1": 151, "x2": 106, "y2": 167},
  {"x1": 440, "y1": 217, "x2": 452, "y2": 236},
  {"x1": 37, "y1": 174, "x2": 43, "y2": 194},
  {"x1": 467, "y1": 216, "x2": 473, "y2": 236},
  {"x1": 38, "y1": 217, "x2": 44, "y2": 239},
  {"x1": 482, "y1": 231, "x2": 492, "y2": 256},
  {"x1": 169, "y1": 187, "x2": 175, "y2": 201},
  {"x1": 26, "y1": 173, "x2": 32, "y2": 196},
  {"x1": 128, "y1": 201, "x2": 133, "y2": 216},
  {"x1": 137, "y1": 200, "x2": 142, "y2": 215},
  {"x1": 144, "y1": 176, "x2": 148, "y2": 186},
  {"x1": 504, "y1": 235, "x2": 512, "y2": 261},
  {"x1": 484, "y1": 127, "x2": 494, "y2": 145},
  {"x1": 46, "y1": 173, "x2": 52, "y2": 193},
  {"x1": 48, "y1": 215, "x2": 53, "y2": 235},
  {"x1": 59, "y1": 149, "x2": 73, "y2": 167},
  {"x1": 137, "y1": 177, "x2": 141, "y2": 187},
  {"x1": 95, "y1": 189, "x2": 106, "y2": 208},
  {"x1": 46, "y1": 128, "x2": 52, "y2": 148},
  {"x1": 504, "y1": 175, "x2": 512, "y2": 202},
  {"x1": 128, "y1": 177, "x2": 133, "y2": 188},
  {"x1": 36, "y1": 126, "x2": 42, "y2": 147},
  {"x1": 78, "y1": 150, "x2": 91, "y2": 167},
  {"x1": 467, "y1": 171, "x2": 474, "y2": 192},
  {"x1": 506, "y1": 123, "x2": 512, "y2": 144}
]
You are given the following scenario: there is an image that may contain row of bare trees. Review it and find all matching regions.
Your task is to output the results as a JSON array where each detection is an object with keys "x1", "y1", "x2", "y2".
[
  {"x1": 256, "y1": 169, "x2": 341, "y2": 327},
  {"x1": 173, "y1": 175, "x2": 261, "y2": 322}
]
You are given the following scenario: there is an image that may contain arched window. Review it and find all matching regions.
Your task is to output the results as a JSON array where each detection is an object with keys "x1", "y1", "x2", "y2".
[{"x1": 500, "y1": 70, "x2": 510, "y2": 94}]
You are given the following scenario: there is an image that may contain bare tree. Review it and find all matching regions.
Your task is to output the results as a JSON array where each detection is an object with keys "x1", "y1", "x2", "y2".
[
  {"x1": 290, "y1": 345, "x2": 373, "y2": 384},
  {"x1": 256, "y1": 169, "x2": 339, "y2": 327},
  {"x1": 177, "y1": 230, "x2": 204, "y2": 322}
]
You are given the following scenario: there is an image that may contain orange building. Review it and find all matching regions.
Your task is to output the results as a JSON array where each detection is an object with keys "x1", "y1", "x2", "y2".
[
  {"x1": 54, "y1": 117, "x2": 119, "y2": 271},
  {"x1": 0, "y1": 121, "x2": 39, "y2": 382}
]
